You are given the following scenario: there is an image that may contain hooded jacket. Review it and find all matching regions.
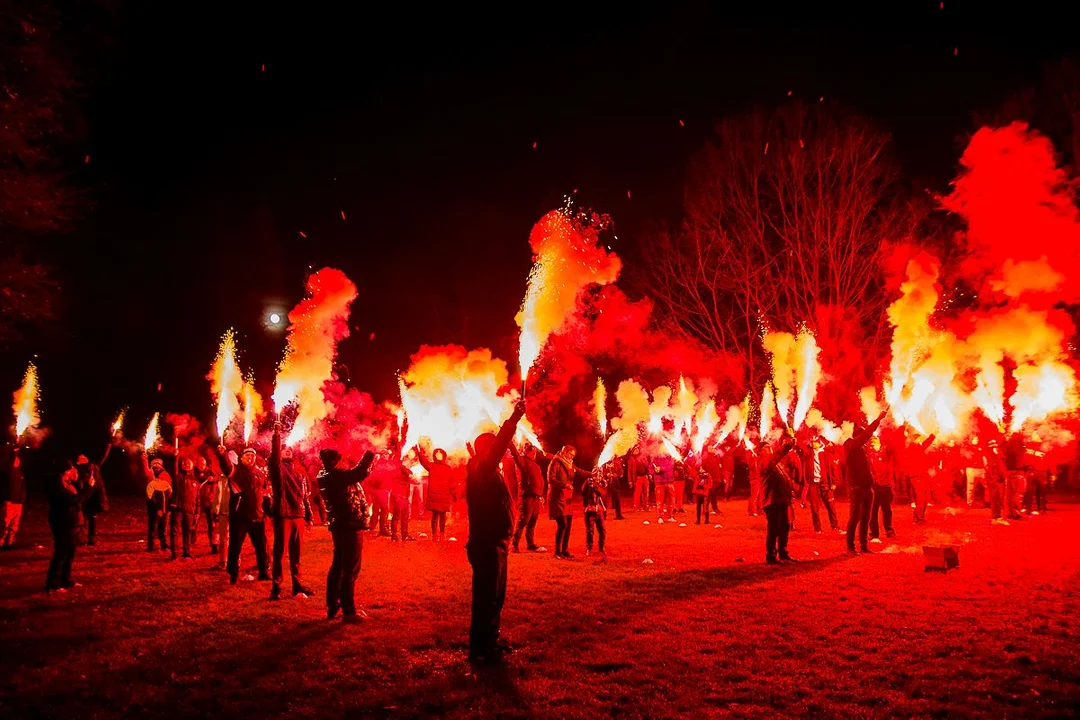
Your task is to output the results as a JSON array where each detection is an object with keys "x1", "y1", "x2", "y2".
[
  {"x1": 319, "y1": 452, "x2": 375, "y2": 531},
  {"x1": 269, "y1": 428, "x2": 312, "y2": 520},
  {"x1": 218, "y1": 448, "x2": 266, "y2": 522},
  {"x1": 170, "y1": 469, "x2": 201, "y2": 514},
  {"x1": 419, "y1": 450, "x2": 456, "y2": 512}
]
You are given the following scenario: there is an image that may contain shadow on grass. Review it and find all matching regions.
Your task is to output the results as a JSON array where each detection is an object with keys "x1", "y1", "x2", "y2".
[{"x1": 612, "y1": 555, "x2": 851, "y2": 606}]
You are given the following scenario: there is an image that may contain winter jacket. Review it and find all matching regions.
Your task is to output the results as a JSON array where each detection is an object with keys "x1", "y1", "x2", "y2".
[
  {"x1": 691, "y1": 462, "x2": 712, "y2": 496},
  {"x1": 78, "y1": 463, "x2": 109, "y2": 514},
  {"x1": 143, "y1": 456, "x2": 172, "y2": 514},
  {"x1": 419, "y1": 451, "x2": 455, "y2": 512},
  {"x1": 170, "y1": 470, "x2": 201, "y2": 515},
  {"x1": 653, "y1": 455, "x2": 675, "y2": 485},
  {"x1": 626, "y1": 456, "x2": 650, "y2": 485},
  {"x1": 515, "y1": 454, "x2": 546, "y2": 498},
  {"x1": 319, "y1": 453, "x2": 376, "y2": 531},
  {"x1": 761, "y1": 439, "x2": 797, "y2": 508},
  {"x1": 870, "y1": 450, "x2": 895, "y2": 489},
  {"x1": 843, "y1": 415, "x2": 884, "y2": 490},
  {"x1": 269, "y1": 429, "x2": 312, "y2": 520},
  {"x1": 48, "y1": 472, "x2": 95, "y2": 534},
  {"x1": 218, "y1": 448, "x2": 266, "y2": 522},
  {"x1": 466, "y1": 404, "x2": 525, "y2": 549},
  {"x1": 581, "y1": 477, "x2": 605, "y2": 513},
  {"x1": 546, "y1": 455, "x2": 583, "y2": 519}
]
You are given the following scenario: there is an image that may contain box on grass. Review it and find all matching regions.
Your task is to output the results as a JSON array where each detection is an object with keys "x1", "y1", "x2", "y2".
[{"x1": 922, "y1": 545, "x2": 960, "y2": 572}]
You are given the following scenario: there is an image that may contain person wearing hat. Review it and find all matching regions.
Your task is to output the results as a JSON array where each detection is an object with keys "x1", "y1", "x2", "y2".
[
  {"x1": 76, "y1": 438, "x2": 115, "y2": 546},
  {"x1": 217, "y1": 444, "x2": 270, "y2": 584},
  {"x1": 465, "y1": 399, "x2": 526, "y2": 664},
  {"x1": 268, "y1": 422, "x2": 315, "y2": 600},
  {"x1": 318, "y1": 446, "x2": 376, "y2": 621},
  {"x1": 418, "y1": 445, "x2": 455, "y2": 543},
  {"x1": 169, "y1": 457, "x2": 200, "y2": 560},
  {"x1": 141, "y1": 452, "x2": 172, "y2": 552}
]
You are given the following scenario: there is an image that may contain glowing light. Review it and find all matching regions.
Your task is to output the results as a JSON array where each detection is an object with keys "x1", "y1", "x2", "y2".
[
  {"x1": 111, "y1": 409, "x2": 126, "y2": 436},
  {"x1": 792, "y1": 328, "x2": 821, "y2": 429},
  {"x1": 759, "y1": 383, "x2": 775, "y2": 439},
  {"x1": 242, "y1": 376, "x2": 263, "y2": 443},
  {"x1": 273, "y1": 268, "x2": 358, "y2": 446},
  {"x1": 516, "y1": 209, "x2": 621, "y2": 382},
  {"x1": 13, "y1": 362, "x2": 39, "y2": 438},
  {"x1": 269, "y1": 313, "x2": 281, "y2": 325},
  {"x1": 209, "y1": 329, "x2": 243, "y2": 440},
  {"x1": 660, "y1": 437, "x2": 684, "y2": 462},
  {"x1": 144, "y1": 412, "x2": 161, "y2": 450},
  {"x1": 593, "y1": 378, "x2": 608, "y2": 437},
  {"x1": 691, "y1": 400, "x2": 719, "y2": 455}
]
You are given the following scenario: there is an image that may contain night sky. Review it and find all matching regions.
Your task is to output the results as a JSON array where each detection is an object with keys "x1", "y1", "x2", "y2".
[{"x1": 17, "y1": 2, "x2": 1080, "y2": 455}]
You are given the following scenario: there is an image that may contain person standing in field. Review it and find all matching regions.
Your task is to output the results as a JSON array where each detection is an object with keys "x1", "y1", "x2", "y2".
[
  {"x1": 465, "y1": 400, "x2": 525, "y2": 664},
  {"x1": 45, "y1": 460, "x2": 96, "y2": 592},
  {"x1": 548, "y1": 445, "x2": 590, "y2": 558},
  {"x1": 318, "y1": 447, "x2": 375, "y2": 622},
  {"x1": 216, "y1": 446, "x2": 270, "y2": 584},
  {"x1": 760, "y1": 434, "x2": 798, "y2": 565},
  {"x1": 510, "y1": 443, "x2": 547, "y2": 553},
  {"x1": 844, "y1": 410, "x2": 887, "y2": 555},
  {"x1": 627, "y1": 446, "x2": 651, "y2": 512},
  {"x1": 418, "y1": 445, "x2": 454, "y2": 543},
  {"x1": 1, "y1": 445, "x2": 26, "y2": 549},
  {"x1": 581, "y1": 470, "x2": 607, "y2": 561},
  {"x1": 268, "y1": 423, "x2": 316, "y2": 600},
  {"x1": 142, "y1": 454, "x2": 172, "y2": 553}
]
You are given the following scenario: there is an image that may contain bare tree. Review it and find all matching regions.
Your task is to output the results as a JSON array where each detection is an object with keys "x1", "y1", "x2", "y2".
[{"x1": 645, "y1": 102, "x2": 923, "y2": 391}]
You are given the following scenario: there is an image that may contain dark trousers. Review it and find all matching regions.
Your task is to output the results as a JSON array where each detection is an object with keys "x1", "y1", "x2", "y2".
[
  {"x1": 847, "y1": 487, "x2": 874, "y2": 550},
  {"x1": 695, "y1": 495, "x2": 710, "y2": 524},
  {"x1": 467, "y1": 543, "x2": 508, "y2": 657},
  {"x1": 869, "y1": 486, "x2": 894, "y2": 538},
  {"x1": 169, "y1": 511, "x2": 193, "y2": 559},
  {"x1": 46, "y1": 518, "x2": 76, "y2": 590},
  {"x1": 86, "y1": 512, "x2": 99, "y2": 545},
  {"x1": 391, "y1": 497, "x2": 410, "y2": 539},
  {"x1": 608, "y1": 486, "x2": 624, "y2": 519},
  {"x1": 989, "y1": 480, "x2": 1006, "y2": 519},
  {"x1": 764, "y1": 504, "x2": 790, "y2": 559},
  {"x1": 227, "y1": 517, "x2": 268, "y2": 580},
  {"x1": 430, "y1": 510, "x2": 447, "y2": 536},
  {"x1": 146, "y1": 502, "x2": 166, "y2": 550},
  {"x1": 204, "y1": 511, "x2": 219, "y2": 550},
  {"x1": 554, "y1": 514, "x2": 573, "y2": 555},
  {"x1": 312, "y1": 493, "x2": 328, "y2": 524},
  {"x1": 808, "y1": 483, "x2": 839, "y2": 531},
  {"x1": 1031, "y1": 472, "x2": 1049, "y2": 512},
  {"x1": 327, "y1": 527, "x2": 363, "y2": 615},
  {"x1": 272, "y1": 517, "x2": 305, "y2": 592},
  {"x1": 513, "y1": 496, "x2": 540, "y2": 549},
  {"x1": 584, "y1": 510, "x2": 606, "y2": 552}
]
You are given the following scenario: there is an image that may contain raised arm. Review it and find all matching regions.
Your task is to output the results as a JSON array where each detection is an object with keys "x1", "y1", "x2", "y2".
[
  {"x1": 346, "y1": 451, "x2": 377, "y2": 486},
  {"x1": 851, "y1": 412, "x2": 886, "y2": 448},
  {"x1": 98, "y1": 441, "x2": 114, "y2": 468},
  {"x1": 269, "y1": 425, "x2": 283, "y2": 498},
  {"x1": 416, "y1": 445, "x2": 434, "y2": 472},
  {"x1": 216, "y1": 445, "x2": 235, "y2": 478}
]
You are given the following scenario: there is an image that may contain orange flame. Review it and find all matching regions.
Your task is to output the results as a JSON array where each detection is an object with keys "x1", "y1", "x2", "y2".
[
  {"x1": 398, "y1": 345, "x2": 516, "y2": 460},
  {"x1": 597, "y1": 380, "x2": 650, "y2": 466},
  {"x1": 111, "y1": 409, "x2": 126, "y2": 436},
  {"x1": 144, "y1": 412, "x2": 161, "y2": 450},
  {"x1": 516, "y1": 210, "x2": 621, "y2": 382},
  {"x1": 758, "y1": 383, "x2": 775, "y2": 438},
  {"x1": 593, "y1": 378, "x2": 608, "y2": 437},
  {"x1": 763, "y1": 331, "x2": 795, "y2": 423},
  {"x1": 792, "y1": 328, "x2": 821, "y2": 429},
  {"x1": 242, "y1": 377, "x2": 263, "y2": 443},
  {"x1": 272, "y1": 268, "x2": 358, "y2": 446},
  {"x1": 13, "y1": 362, "x2": 39, "y2": 438},
  {"x1": 691, "y1": 400, "x2": 719, "y2": 455},
  {"x1": 209, "y1": 329, "x2": 243, "y2": 439}
]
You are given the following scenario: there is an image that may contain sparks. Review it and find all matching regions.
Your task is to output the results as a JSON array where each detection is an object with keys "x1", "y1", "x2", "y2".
[
  {"x1": 13, "y1": 362, "x2": 39, "y2": 438},
  {"x1": 144, "y1": 412, "x2": 161, "y2": 450},
  {"x1": 593, "y1": 378, "x2": 608, "y2": 437},
  {"x1": 209, "y1": 329, "x2": 243, "y2": 440}
]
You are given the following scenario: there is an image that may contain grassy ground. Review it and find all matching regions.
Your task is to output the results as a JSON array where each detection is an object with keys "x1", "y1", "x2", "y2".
[{"x1": 1, "y1": 495, "x2": 1078, "y2": 719}]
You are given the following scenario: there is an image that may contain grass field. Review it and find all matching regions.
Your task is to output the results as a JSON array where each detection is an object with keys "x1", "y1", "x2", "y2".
[{"x1": 1, "y1": 495, "x2": 1078, "y2": 719}]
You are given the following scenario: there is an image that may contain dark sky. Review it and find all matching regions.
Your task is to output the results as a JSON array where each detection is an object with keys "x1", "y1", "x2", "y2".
[{"x1": 19, "y1": 1, "x2": 1080, "y2": 453}]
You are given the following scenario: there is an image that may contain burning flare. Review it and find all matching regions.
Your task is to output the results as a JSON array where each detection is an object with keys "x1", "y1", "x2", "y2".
[
  {"x1": 111, "y1": 409, "x2": 126, "y2": 436},
  {"x1": 242, "y1": 376, "x2": 263, "y2": 443},
  {"x1": 13, "y1": 362, "x2": 40, "y2": 438},
  {"x1": 597, "y1": 380, "x2": 650, "y2": 466},
  {"x1": 792, "y1": 328, "x2": 822, "y2": 429},
  {"x1": 209, "y1": 329, "x2": 244, "y2": 439},
  {"x1": 273, "y1": 268, "x2": 358, "y2": 445},
  {"x1": 144, "y1": 412, "x2": 161, "y2": 450},
  {"x1": 593, "y1": 378, "x2": 608, "y2": 437},
  {"x1": 516, "y1": 209, "x2": 621, "y2": 382},
  {"x1": 398, "y1": 345, "x2": 516, "y2": 460}
]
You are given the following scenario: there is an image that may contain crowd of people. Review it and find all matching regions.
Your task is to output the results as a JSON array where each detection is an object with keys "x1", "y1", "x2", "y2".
[{"x1": 0, "y1": 398, "x2": 1063, "y2": 664}]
